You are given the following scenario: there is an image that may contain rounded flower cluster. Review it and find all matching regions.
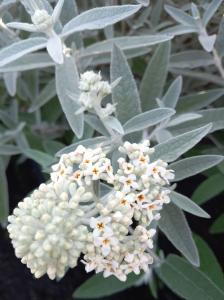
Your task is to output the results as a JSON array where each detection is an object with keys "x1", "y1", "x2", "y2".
[
  {"x1": 78, "y1": 71, "x2": 116, "y2": 118},
  {"x1": 8, "y1": 141, "x2": 174, "y2": 281}
]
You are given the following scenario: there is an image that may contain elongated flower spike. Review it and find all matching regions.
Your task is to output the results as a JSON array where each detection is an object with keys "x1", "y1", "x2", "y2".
[
  {"x1": 8, "y1": 141, "x2": 174, "y2": 281},
  {"x1": 7, "y1": 0, "x2": 65, "y2": 64}
]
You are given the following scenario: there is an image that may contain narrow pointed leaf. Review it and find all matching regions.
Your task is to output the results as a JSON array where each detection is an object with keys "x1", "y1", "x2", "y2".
[
  {"x1": 7, "y1": 22, "x2": 37, "y2": 32},
  {"x1": 151, "y1": 124, "x2": 212, "y2": 162},
  {"x1": 210, "y1": 214, "x2": 224, "y2": 234},
  {"x1": 123, "y1": 108, "x2": 175, "y2": 134},
  {"x1": 165, "y1": 5, "x2": 197, "y2": 27},
  {"x1": 202, "y1": 0, "x2": 223, "y2": 26},
  {"x1": 157, "y1": 254, "x2": 224, "y2": 300},
  {"x1": 171, "y1": 155, "x2": 224, "y2": 181},
  {"x1": 46, "y1": 35, "x2": 64, "y2": 64},
  {"x1": 194, "y1": 235, "x2": 224, "y2": 290},
  {"x1": 170, "y1": 191, "x2": 210, "y2": 219},
  {"x1": 74, "y1": 273, "x2": 141, "y2": 299},
  {"x1": 62, "y1": 5, "x2": 141, "y2": 37},
  {"x1": 23, "y1": 149, "x2": 55, "y2": 168},
  {"x1": 52, "y1": 0, "x2": 64, "y2": 23},
  {"x1": 192, "y1": 173, "x2": 224, "y2": 205},
  {"x1": 141, "y1": 41, "x2": 171, "y2": 111},
  {"x1": 162, "y1": 76, "x2": 182, "y2": 108},
  {"x1": 0, "y1": 38, "x2": 47, "y2": 67},
  {"x1": 111, "y1": 44, "x2": 141, "y2": 124},
  {"x1": 159, "y1": 203, "x2": 199, "y2": 266},
  {"x1": 56, "y1": 56, "x2": 84, "y2": 138},
  {"x1": 177, "y1": 89, "x2": 224, "y2": 113}
]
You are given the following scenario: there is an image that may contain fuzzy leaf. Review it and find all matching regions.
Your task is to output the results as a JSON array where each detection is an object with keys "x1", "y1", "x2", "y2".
[
  {"x1": 171, "y1": 155, "x2": 224, "y2": 181},
  {"x1": 162, "y1": 76, "x2": 182, "y2": 108},
  {"x1": 0, "y1": 38, "x2": 47, "y2": 67},
  {"x1": 152, "y1": 124, "x2": 212, "y2": 162},
  {"x1": 165, "y1": 5, "x2": 197, "y2": 27},
  {"x1": 82, "y1": 35, "x2": 173, "y2": 57},
  {"x1": 169, "y1": 108, "x2": 224, "y2": 135},
  {"x1": 55, "y1": 56, "x2": 84, "y2": 138},
  {"x1": 74, "y1": 273, "x2": 141, "y2": 299},
  {"x1": 194, "y1": 235, "x2": 224, "y2": 291},
  {"x1": 202, "y1": 0, "x2": 223, "y2": 27},
  {"x1": 62, "y1": 5, "x2": 141, "y2": 37},
  {"x1": 210, "y1": 214, "x2": 224, "y2": 234},
  {"x1": 0, "y1": 144, "x2": 21, "y2": 155},
  {"x1": 29, "y1": 79, "x2": 56, "y2": 112},
  {"x1": 177, "y1": 89, "x2": 224, "y2": 113},
  {"x1": 170, "y1": 191, "x2": 210, "y2": 219},
  {"x1": 157, "y1": 255, "x2": 224, "y2": 300},
  {"x1": 159, "y1": 203, "x2": 199, "y2": 266},
  {"x1": 23, "y1": 149, "x2": 55, "y2": 168},
  {"x1": 111, "y1": 45, "x2": 141, "y2": 124},
  {"x1": 141, "y1": 41, "x2": 171, "y2": 111},
  {"x1": 192, "y1": 173, "x2": 224, "y2": 205},
  {"x1": 123, "y1": 108, "x2": 175, "y2": 134},
  {"x1": 170, "y1": 50, "x2": 213, "y2": 69}
]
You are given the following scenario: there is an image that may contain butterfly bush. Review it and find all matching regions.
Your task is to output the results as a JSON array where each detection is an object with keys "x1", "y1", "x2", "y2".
[{"x1": 1, "y1": 0, "x2": 224, "y2": 298}]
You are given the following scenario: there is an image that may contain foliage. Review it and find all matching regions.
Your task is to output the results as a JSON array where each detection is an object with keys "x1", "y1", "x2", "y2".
[{"x1": 0, "y1": 0, "x2": 224, "y2": 299}]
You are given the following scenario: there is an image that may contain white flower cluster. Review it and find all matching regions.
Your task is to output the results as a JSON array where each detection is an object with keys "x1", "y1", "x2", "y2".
[
  {"x1": 77, "y1": 71, "x2": 116, "y2": 118},
  {"x1": 8, "y1": 141, "x2": 174, "y2": 281}
]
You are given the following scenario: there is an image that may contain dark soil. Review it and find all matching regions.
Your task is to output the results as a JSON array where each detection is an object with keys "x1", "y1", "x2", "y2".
[{"x1": 0, "y1": 158, "x2": 223, "y2": 300}]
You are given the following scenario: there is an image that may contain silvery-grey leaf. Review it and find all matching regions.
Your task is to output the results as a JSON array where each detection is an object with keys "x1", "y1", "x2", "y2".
[
  {"x1": 141, "y1": 41, "x2": 171, "y2": 111},
  {"x1": 177, "y1": 89, "x2": 224, "y2": 113},
  {"x1": 46, "y1": 34, "x2": 63, "y2": 64},
  {"x1": 0, "y1": 144, "x2": 21, "y2": 155},
  {"x1": 56, "y1": 56, "x2": 84, "y2": 138},
  {"x1": 191, "y1": 3, "x2": 200, "y2": 20},
  {"x1": 0, "y1": 53, "x2": 54, "y2": 72},
  {"x1": 169, "y1": 108, "x2": 224, "y2": 135},
  {"x1": 162, "y1": 25, "x2": 198, "y2": 36},
  {"x1": 162, "y1": 76, "x2": 182, "y2": 108},
  {"x1": 62, "y1": 5, "x2": 141, "y2": 37},
  {"x1": 165, "y1": 5, "x2": 198, "y2": 27},
  {"x1": 198, "y1": 34, "x2": 216, "y2": 52},
  {"x1": 151, "y1": 124, "x2": 212, "y2": 162},
  {"x1": 7, "y1": 22, "x2": 37, "y2": 32},
  {"x1": 29, "y1": 79, "x2": 56, "y2": 112},
  {"x1": 215, "y1": 17, "x2": 224, "y2": 57},
  {"x1": 159, "y1": 203, "x2": 200, "y2": 266},
  {"x1": 136, "y1": 0, "x2": 150, "y2": 6},
  {"x1": 167, "y1": 113, "x2": 202, "y2": 127},
  {"x1": 155, "y1": 128, "x2": 173, "y2": 143},
  {"x1": 3, "y1": 71, "x2": 18, "y2": 96},
  {"x1": 111, "y1": 44, "x2": 141, "y2": 125},
  {"x1": 202, "y1": 0, "x2": 223, "y2": 27},
  {"x1": 52, "y1": 0, "x2": 64, "y2": 23},
  {"x1": 22, "y1": 148, "x2": 56, "y2": 168},
  {"x1": 170, "y1": 191, "x2": 210, "y2": 219},
  {"x1": 123, "y1": 108, "x2": 175, "y2": 134},
  {"x1": 0, "y1": 37, "x2": 47, "y2": 67},
  {"x1": 170, "y1": 50, "x2": 213, "y2": 69},
  {"x1": 85, "y1": 114, "x2": 110, "y2": 137},
  {"x1": 82, "y1": 35, "x2": 172, "y2": 58},
  {"x1": 171, "y1": 155, "x2": 224, "y2": 181},
  {"x1": 104, "y1": 116, "x2": 124, "y2": 135}
]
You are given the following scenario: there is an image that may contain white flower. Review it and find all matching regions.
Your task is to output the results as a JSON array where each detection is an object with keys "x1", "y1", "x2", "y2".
[
  {"x1": 118, "y1": 174, "x2": 139, "y2": 192},
  {"x1": 94, "y1": 233, "x2": 118, "y2": 256},
  {"x1": 90, "y1": 216, "x2": 113, "y2": 237}
]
